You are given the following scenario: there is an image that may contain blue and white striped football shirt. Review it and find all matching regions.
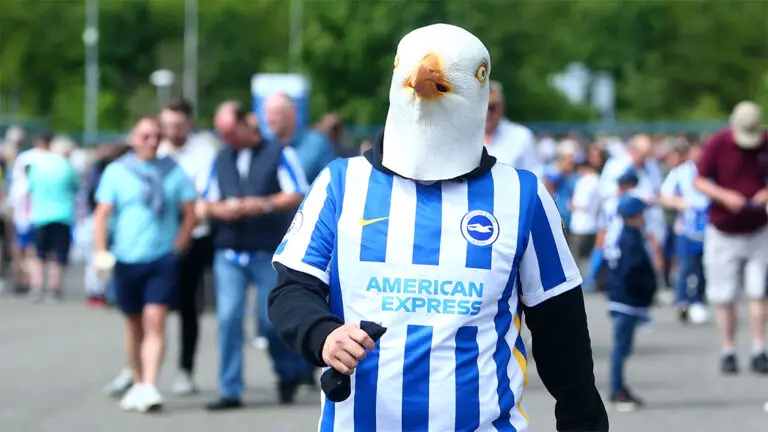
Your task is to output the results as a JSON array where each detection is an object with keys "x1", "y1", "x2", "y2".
[
  {"x1": 273, "y1": 157, "x2": 582, "y2": 432},
  {"x1": 660, "y1": 160, "x2": 709, "y2": 240}
]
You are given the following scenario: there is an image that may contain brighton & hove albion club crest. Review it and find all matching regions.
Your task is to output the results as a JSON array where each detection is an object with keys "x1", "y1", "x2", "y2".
[
  {"x1": 461, "y1": 210, "x2": 500, "y2": 246},
  {"x1": 284, "y1": 211, "x2": 303, "y2": 240}
]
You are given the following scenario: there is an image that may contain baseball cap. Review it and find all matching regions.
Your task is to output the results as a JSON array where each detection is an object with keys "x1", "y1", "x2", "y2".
[
  {"x1": 617, "y1": 169, "x2": 639, "y2": 186},
  {"x1": 730, "y1": 101, "x2": 765, "y2": 149},
  {"x1": 617, "y1": 195, "x2": 647, "y2": 219}
]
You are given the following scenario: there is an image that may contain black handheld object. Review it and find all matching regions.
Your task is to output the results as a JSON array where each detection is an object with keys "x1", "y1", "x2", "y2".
[{"x1": 320, "y1": 321, "x2": 387, "y2": 402}]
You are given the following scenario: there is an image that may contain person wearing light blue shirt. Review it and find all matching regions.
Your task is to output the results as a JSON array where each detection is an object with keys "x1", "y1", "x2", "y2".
[
  {"x1": 93, "y1": 117, "x2": 197, "y2": 413},
  {"x1": 27, "y1": 137, "x2": 79, "y2": 302},
  {"x1": 96, "y1": 156, "x2": 196, "y2": 264}
]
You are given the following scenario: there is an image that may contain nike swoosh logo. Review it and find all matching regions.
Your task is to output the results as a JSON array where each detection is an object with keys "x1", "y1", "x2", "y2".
[{"x1": 359, "y1": 216, "x2": 389, "y2": 227}]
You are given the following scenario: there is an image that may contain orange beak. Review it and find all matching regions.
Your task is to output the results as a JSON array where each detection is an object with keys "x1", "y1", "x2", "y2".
[{"x1": 405, "y1": 53, "x2": 451, "y2": 100}]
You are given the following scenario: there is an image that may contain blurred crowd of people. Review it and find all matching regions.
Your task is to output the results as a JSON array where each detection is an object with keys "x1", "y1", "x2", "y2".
[{"x1": 1, "y1": 87, "x2": 767, "y2": 414}]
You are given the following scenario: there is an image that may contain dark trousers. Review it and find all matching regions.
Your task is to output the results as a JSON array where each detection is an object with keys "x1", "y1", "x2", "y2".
[
  {"x1": 610, "y1": 311, "x2": 640, "y2": 395},
  {"x1": 178, "y1": 234, "x2": 214, "y2": 374}
]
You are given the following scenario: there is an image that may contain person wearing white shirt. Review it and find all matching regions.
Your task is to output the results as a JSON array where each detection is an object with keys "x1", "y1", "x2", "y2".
[
  {"x1": 659, "y1": 141, "x2": 709, "y2": 325},
  {"x1": 569, "y1": 161, "x2": 602, "y2": 271},
  {"x1": 483, "y1": 81, "x2": 542, "y2": 177},
  {"x1": 157, "y1": 98, "x2": 220, "y2": 395},
  {"x1": 599, "y1": 134, "x2": 665, "y2": 254}
]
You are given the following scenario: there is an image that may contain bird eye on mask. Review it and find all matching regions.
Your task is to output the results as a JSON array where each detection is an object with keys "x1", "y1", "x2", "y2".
[{"x1": 475, "y1": 62, "x2": 489, "y2": 83}]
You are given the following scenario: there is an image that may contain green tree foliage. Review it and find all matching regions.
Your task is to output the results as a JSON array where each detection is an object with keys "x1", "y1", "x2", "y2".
[{"x1": 0, "y1": 0, "x2": 766, "y2": 132}]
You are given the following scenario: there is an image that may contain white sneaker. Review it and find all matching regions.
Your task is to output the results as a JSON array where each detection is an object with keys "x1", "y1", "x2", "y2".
[
  {"x1": 104, "y1": 368, "x2": 133, "y2": 398},
  {"x1": 688, "y1": 303, "x2": 710, "y2": 325},
  {"x1": 172, "y1": 370, "x2": 198, "y2": 395},
  {"x1": 119, "y1": 385, "x2": 143, "y2": 411},
  {"x1": 136, "y1": 385, "x2": 163, "y2": 412}
]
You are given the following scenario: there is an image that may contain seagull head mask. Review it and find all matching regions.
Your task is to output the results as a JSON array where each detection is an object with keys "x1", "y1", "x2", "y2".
[{"x1": 383, "y1": 24, "x2": 491, "y2": 182}]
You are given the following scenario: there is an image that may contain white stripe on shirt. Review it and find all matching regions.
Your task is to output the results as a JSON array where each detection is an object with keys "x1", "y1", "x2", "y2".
[{"x1": 278, "y1": 146, "x2": 310, "y2": 194}]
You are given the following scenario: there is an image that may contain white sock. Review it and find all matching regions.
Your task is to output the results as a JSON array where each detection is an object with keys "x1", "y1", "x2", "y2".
[
  {"x1": 722, "y1": 348, "x2": 736, "y2": 356},
  {"x1": 752, "y1": 346, "x2": 765, "y2": 357}
]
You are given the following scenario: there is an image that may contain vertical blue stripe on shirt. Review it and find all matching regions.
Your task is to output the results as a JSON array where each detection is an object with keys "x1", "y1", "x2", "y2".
[
  {"x1": 202, "y1": 161, "x2": 217, "y2": 201},
  {"x1": 279, "y1": 152, "x2": 302, "y2": 192},
  {"x1": 413, "y1": 182, "x2": 442, "y2": 266},
  {"x1": 328, "y1": 159, "x2": 348, "y2": 319},
  {"x1": 531, "y1": 194, "x2": 566, "y2": 290},
  {"x1": 466, "y1": 172, "x2": 495, "y2": 270},
  {"x1": 360, "y1": 169, "x2": 394, "y2": 263},
  {"x1": 402, "y1": 325, "x2": 432, "y2": 432},
  {"x1": 455, "y1": 326, "x2": 480, "y2": 431},
  {"x1": 320, "y1": 397, "x2": 335, "y2": 432},
  {"x1": 492, "y1": 170, "x2": 536, "y2": 431},
  {"x1": 353, "y1": 340, "x2": 381, "y2": 431}
]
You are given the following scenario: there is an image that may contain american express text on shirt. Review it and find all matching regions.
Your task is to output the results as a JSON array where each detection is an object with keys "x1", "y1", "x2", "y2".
[{"x1": 366, "y1": 276, "x2": 483, "y2": 316}]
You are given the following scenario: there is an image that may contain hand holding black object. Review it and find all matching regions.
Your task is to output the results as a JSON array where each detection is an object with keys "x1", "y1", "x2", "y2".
[{"x1": 321, "y1": 321, "x2": 387, "y2": 402}]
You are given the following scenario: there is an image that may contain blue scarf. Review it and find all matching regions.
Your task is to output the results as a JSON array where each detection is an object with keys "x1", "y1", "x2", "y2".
[{"x1": 118, "y1": 153, "x2": 177, "y2": 218}]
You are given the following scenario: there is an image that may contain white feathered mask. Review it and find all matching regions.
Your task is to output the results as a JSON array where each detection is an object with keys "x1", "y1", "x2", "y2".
[{"x1": 382, "y1": 24, "x2": 491, "y2": 181}]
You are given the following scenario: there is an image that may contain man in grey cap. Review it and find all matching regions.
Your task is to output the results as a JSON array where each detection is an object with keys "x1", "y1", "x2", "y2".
[{"x1": 695, "y1": 101, "x2": 768, "y2": 375}]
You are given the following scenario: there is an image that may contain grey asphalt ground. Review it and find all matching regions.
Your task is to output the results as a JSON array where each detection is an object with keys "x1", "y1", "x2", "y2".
[{"x1": 0, "y1": 265, "x2": 766, "y2": 432}]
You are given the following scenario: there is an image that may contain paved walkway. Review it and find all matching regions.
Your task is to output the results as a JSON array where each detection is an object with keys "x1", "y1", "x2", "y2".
[{"x1": 0, "y1": 267, "x2": 766, "y2": 431}]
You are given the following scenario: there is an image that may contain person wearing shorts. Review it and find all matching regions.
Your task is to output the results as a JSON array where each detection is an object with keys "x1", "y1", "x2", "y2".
[
  {"x1": 8, "y1": 131, "x2": 46, "y2": 291},
  {"x1": 93, "y1": 117, "x2": 196, "y2": 412},
  {"x1": 27, "y1": 133, "x2": 79, "y2": 302},
  {"x1": 14, "y1": 225, "x2": 35, "y2": 250},
  {"x1": 113, "y1": 253, "x2": 179, "y2": 316},
  {"x1": 695, "y1": 101, "x2": 768, "y2": 374}
]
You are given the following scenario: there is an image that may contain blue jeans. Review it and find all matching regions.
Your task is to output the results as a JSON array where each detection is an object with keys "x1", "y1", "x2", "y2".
[
  {"x1": 610, "y1": 311, "x2": 640, "y2": 395},
  {"x1": 214, "y1": 250, "x2": 309, "y2": 398},
  {"x1": 675, "y1": 237, "x2": 705, "y2": 307}
]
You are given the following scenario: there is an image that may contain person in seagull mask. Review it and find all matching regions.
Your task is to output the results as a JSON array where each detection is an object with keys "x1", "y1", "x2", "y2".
[{"x1": 269, "y1": 23, "x2": 608, "y2": 431}]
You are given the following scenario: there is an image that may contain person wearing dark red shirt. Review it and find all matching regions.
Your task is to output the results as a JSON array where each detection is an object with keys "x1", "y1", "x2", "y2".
[{"x1": 695, "y1": 101, "x2": 768, "y2": 375}]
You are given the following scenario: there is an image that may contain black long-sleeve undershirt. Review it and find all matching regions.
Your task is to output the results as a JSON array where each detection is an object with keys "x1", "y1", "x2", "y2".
[{"x1": 268, "y1": 263, "x2": 608, "y2": 431}]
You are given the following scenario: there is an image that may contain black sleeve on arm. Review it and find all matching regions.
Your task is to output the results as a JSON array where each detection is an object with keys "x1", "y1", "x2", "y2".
[
  {"x1": 268, "y1": 262, "x2": 344, "y2": 367},
  {"x1": 523, "y1": 287, "x2": 609, "y2": 432}
]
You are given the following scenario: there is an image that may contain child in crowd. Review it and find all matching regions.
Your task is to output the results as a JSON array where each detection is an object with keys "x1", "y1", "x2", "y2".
[{"x1": 605, "y1": 195, "x2": 658, "y2": 412}]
